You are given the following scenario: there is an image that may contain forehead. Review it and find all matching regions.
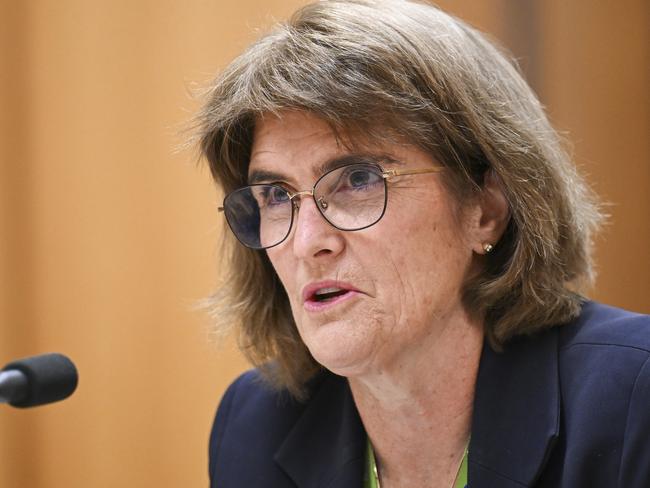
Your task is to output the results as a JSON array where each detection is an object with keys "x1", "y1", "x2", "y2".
[
  {"x1": 247, "y1": 112, "x2": 413, "y2": 183},
  {"x1": 248, "y1": 112, "x2": 344, "y2": 177}
]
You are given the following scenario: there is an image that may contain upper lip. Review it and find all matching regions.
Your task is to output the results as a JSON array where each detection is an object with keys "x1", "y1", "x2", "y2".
[{"x1": 301, "y1": 280, "x2": 361, "y2": 303}]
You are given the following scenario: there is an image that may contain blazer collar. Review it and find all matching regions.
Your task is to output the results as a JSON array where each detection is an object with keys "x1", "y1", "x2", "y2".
[
  {"x1": 469, "y1": 327, "x2": 560, "y2": 487},
  {"x1": 274, "y1": 373, "x2": 366, "y2": 488},
  {"x1": 274, "y1": 327, "x2": 561, "y2": 488}
]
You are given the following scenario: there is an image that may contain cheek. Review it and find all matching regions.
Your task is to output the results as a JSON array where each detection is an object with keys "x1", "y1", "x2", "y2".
[
  {"x1": 380, "y1": 215, "x2": 471, "y2": 301},
  {"x1": 266, "y1": 249, "x2": 297, "y2": 295}
]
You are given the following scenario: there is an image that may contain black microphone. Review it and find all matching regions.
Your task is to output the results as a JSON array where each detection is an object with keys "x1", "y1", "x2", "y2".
[{"x1": 0, "y1": 353, "x2": 78, "y2": 408}]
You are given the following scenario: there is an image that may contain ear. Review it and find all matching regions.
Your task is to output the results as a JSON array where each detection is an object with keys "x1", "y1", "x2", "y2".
[{"x1": 470, "y1": 170, "x2": 510, "y2": 255}]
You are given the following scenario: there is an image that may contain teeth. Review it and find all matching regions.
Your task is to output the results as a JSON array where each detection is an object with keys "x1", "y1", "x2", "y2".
[{"x1": 314, "y1": 287, "x2": 343, "y2": 296}]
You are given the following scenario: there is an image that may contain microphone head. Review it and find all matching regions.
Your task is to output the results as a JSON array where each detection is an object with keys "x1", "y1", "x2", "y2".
[{"x1": 2, "y1": 353, "x2": 78, "y2": 408}]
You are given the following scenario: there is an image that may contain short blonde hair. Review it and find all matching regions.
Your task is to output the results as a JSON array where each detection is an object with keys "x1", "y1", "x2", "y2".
[{"x1": 193, "y1": 0, "x2": 603, "y2": 397}]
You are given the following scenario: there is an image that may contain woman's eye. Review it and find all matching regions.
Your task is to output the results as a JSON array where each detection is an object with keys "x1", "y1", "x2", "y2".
[
  {"x1": 345, "y1": 168, "x2": 381, "y2": 189},
  {"x1": 255, "y1": 186, "x2": 289, "y2": 207},
  {"x1": 267, "y1": 187, "x2": 289, "y2": 205}
]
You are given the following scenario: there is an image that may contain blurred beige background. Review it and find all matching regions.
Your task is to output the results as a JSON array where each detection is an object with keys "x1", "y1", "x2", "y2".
[{"x1": 0, "y1": 1, "x2": 648, "y2": 487}]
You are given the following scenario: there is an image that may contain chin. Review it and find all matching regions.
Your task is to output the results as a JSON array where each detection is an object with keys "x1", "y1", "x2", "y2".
[
  {"x1": 313, "y1": 355, "x2": 371, "y2": 378},
  {"x1": 303, "y1": 330, "x2": 375, "y2": 377}
]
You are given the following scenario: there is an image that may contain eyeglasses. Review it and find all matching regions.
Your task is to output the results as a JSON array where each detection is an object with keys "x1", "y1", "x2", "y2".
[{"x1": 218, "y1": 162, "x2": 444, "y2": 250}]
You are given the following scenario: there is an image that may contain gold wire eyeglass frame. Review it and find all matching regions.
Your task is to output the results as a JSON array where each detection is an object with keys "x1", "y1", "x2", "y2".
[{"x1": 217, "y1": 163, "x2": 444, "y2": 249}]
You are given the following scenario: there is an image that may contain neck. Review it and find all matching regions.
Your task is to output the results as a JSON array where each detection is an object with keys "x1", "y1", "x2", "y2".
[{"x1": 348, "y1": 311, "x2": 483, "y2": 487}]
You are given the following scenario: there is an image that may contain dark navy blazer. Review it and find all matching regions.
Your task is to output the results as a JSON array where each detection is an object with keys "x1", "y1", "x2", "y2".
[{"x1": 209, "y1": 302, "x2": 650, "y2": 487}]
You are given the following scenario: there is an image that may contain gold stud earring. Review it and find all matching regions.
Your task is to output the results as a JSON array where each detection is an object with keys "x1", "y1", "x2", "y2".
[{"x1": 483, "y1": 243, "x2": 494, "y2": 254}]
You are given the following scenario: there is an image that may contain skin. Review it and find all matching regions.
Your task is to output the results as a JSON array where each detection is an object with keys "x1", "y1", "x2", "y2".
[{"x1": 249, "y1": 111, "x2": 509, "y2": 487}]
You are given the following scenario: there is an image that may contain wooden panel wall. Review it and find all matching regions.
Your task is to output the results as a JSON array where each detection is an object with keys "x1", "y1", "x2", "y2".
[{"x1": 1, "y1": 1, "x2": 647, "y2": 487}]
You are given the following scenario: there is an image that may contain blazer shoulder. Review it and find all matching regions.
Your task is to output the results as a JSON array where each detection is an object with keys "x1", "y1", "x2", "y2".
[
  {"x1": 208, "y1": 369, "x2": 325, "y2": 487},
  {"x1": 535, "y1": 303, "x2": 650, "y2": 486},
  {"x1": 560, "y1": 301, "x2": 650, "y2": 352},
  {"x1": 209, "y1": 368, "x2": 305, "y2": 458}
]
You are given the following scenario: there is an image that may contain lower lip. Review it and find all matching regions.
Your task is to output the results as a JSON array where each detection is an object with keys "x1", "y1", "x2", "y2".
[{"x1": 304, "y1": 290, "x2": 360, "y2": 312}]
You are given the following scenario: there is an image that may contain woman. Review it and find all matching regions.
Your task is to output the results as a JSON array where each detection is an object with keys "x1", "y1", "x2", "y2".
[{"x1": 193, "y1": 1, "x2": 650, "y2": 487}]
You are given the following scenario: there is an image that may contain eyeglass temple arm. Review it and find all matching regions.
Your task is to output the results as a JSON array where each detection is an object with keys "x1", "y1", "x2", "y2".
[{"x1": 383, "y1": 167, "x2": 444, "y2": 179}]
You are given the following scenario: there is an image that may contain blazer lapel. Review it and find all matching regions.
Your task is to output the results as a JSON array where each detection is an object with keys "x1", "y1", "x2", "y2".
[
  {"x1": 274, "y1": 328, "x2": 560, "y2": 488},
  {"x1": 274, "y1": 373, "x2": 366, "y2": 488},
  {"x1": 469, "y1": 328, "x2": 561, "y2": 487}
]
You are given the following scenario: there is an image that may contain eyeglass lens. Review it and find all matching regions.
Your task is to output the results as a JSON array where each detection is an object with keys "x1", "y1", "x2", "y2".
[{"x1": 223, "y1": 163, "x2": 387, "y2": 249}]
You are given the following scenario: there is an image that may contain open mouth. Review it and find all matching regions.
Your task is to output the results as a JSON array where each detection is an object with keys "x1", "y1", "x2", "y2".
[
  {"x1": 311, "y1": 287, "x2": 349, "y2": 302},
  {"x1": 302, "y1": 282, "x2": 361, "y2": 311}
]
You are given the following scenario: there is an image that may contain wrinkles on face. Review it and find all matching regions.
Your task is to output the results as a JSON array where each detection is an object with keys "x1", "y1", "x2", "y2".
[{"x1": 256, "y1": 111, "x2": 477, "y2": 378}]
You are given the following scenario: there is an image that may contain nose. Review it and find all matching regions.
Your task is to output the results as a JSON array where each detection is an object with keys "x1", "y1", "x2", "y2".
[{"x1": 291, "y1": 196, "x2": 345, "y2": 261}]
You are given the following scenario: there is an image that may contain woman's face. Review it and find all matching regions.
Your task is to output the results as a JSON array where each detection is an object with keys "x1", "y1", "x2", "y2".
[{"x1": 249, "y1": 111, "x2": 483, "y2": 378}]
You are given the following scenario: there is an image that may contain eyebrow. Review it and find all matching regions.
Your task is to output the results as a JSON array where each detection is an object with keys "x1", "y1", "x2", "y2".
[{"x1": 247, "y1": 153, "x2": 403, "y2": 185}]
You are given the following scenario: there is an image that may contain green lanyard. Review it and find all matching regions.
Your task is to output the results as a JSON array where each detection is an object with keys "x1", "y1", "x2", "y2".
[{"x1": 364, "y1": 438, "x2": 468, "y2": 488}]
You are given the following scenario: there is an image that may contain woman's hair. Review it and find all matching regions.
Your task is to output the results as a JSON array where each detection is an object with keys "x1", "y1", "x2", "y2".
[{"x1": 192, "y1": 0, "x2": 603, "y2": 398}]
